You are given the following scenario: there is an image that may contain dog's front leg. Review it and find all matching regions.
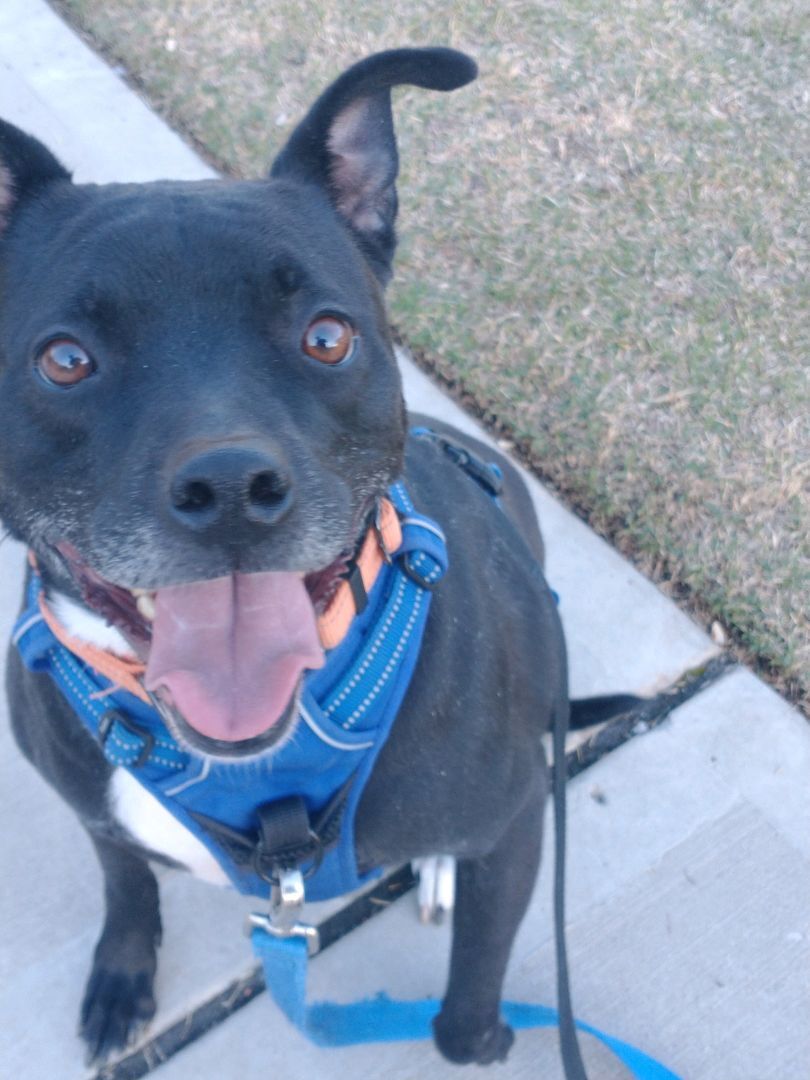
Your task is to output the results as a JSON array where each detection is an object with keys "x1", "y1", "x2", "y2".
[
  {"x1": 79, "y1": 834, "x2": 162, "y2": 1064},
  {"x1": 432, "y1": 786, "x2": 545, "y2": 1065}
]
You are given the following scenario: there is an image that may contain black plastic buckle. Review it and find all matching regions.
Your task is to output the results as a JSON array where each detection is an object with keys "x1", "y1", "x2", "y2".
[
  {"x1": 400, "y1": 554, "x2": 439, "y2": 591},
  {"x1": 98, "y1": 709, "x2": 155, "y2": 768},
  {"x1": 443, "y1": 443, "x2": 503, "y2": 497}
]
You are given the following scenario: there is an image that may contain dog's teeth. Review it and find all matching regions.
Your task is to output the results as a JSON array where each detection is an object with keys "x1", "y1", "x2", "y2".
[
  {"x1": 136, "y1": 594, "x2": 156, "y2": 621},
  {"x1": 131, "y1": 587, "x2": 148, "y2": 597}
]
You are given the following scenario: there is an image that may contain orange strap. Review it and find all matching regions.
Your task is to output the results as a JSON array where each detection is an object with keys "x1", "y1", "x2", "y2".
[
  {"x1": 37, "y1": 593, "x2": 151, "y2": 702},
  {"x1": 34, "y1": 498, "x2": 401, "y2": 695},
  {"x1": 317, "y1": 498, "x2": 402, "y2": 650}
]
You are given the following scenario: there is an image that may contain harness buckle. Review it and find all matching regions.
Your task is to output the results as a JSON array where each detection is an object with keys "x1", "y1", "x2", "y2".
[
  {"x1": 400, "y1": 555, "x2": 440, "y2": 591},
  {"x1": 247, "y1": 867, "x2": 320, "y2": 956},
  {"x1": 98, "y1": 709, "x2": 155, "y2": 768}
]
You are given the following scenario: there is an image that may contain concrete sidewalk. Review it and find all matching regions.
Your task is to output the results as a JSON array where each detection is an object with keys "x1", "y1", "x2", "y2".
[{"x1": 0, "y1": 3, "x2": 808, "y2": 1078}]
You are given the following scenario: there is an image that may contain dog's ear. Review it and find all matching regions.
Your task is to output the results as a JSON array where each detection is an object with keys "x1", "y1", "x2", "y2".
[
  {"x1": 270, "y1": 48, "x2": 476, "y2": 283},
  {"x1": 0, "y1": 120, "x2": 71, "y2": 234}
]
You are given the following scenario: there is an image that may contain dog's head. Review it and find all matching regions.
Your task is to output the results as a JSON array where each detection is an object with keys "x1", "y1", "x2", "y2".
[{"x1": 0, "y1": 48, "x2": 476, "y2": 756}]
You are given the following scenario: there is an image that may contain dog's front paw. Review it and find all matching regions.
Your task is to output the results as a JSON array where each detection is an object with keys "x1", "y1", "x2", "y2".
[
  {"x1": 432, "y1": 1010, "x2": 515, "y2": 1065},
  {"x1": 79, "y1": 965, "x2": 156, "y2": 1065}
]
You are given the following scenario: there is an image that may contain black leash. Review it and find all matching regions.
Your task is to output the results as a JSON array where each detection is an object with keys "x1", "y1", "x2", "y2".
[{"x1": 553, "y1": 697, "x2": 589, "y2": 1079}]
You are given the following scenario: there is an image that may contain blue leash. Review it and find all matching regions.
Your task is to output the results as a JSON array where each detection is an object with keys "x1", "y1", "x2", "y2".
[{"x1": 251, "y1": 930, "x2": 680, "y2": 1077}]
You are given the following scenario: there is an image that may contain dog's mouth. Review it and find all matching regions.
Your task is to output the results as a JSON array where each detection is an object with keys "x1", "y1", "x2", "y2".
[{"x1": 54, "y1": 541, "x2": 359, "y2": 751}]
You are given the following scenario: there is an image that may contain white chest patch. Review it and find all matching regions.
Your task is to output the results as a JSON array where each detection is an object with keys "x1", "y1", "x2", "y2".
[
  {"x1": 109, "y1": 768, "x2": 230, "y2": 887},
  {"x1": 51, "y1": 592, "x2": 230, "y2": 887}
]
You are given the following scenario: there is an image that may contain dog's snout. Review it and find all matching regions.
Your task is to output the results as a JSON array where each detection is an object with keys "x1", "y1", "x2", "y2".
[{"x1": 169, "y1": 446, "x2": 293, "y2": 534}]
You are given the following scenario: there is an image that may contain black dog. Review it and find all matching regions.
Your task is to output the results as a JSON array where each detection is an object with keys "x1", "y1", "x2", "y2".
[{"x1": 1, "y1": 48, "x2": 600, "y2": 1068}]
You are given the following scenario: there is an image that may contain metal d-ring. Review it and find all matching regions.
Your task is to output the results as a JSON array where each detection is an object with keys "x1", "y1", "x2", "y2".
[{"x1": 251, "y1": 828, "x2": 325, "y2": 887}]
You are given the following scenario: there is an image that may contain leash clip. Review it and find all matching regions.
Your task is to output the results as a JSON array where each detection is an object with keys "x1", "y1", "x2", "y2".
[{"x1": 247, "y1": 867, "x2": 320, "y2": 956}]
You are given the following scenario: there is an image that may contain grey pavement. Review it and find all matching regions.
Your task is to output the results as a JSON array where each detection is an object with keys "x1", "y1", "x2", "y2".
[{"x1": 0, "y1": 3, "x2": 807, "y2": 1078}]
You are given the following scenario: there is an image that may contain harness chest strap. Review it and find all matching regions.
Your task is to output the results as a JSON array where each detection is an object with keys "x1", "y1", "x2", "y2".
[{"x1": 32, "y1": 497, "x2": 403, "y2": 697}]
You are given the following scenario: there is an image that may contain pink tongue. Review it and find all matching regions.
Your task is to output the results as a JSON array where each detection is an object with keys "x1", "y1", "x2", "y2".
[{"x1": 145, "y1": 572, "x2": 324, "y2": 742}]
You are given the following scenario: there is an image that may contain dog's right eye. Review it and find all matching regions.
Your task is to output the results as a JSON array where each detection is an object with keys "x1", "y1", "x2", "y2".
[
  {"x1": 302, "y1": 316, "x2": 356, "y2": 365},
  {"x1": 36, "y1": 338, "x2": 96, "y2": 387}
]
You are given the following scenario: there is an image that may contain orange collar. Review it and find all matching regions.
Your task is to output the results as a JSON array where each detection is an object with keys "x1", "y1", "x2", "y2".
[
  {"x1": 317, "y1": 497, "x2": 401, "y2": 649},
  {"x1": 33, "y1": 497, "x2": 402, "y2": 701}
]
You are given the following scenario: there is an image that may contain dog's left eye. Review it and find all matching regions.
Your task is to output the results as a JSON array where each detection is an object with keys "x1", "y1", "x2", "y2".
[
  {"x1": 36, "y1": 338, "x2": 96, "y2": 387},
  {"x1": 302, "y1": 316, "x2": 355, "y2": 365}
]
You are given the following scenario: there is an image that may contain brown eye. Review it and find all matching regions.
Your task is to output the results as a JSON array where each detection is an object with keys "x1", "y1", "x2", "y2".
[
  {"x1": 37, "y1": 339, "x2": 96, "y2": 387},
  {"x1": 302, "y1": 316, "x2": 355, "y2": 365}
]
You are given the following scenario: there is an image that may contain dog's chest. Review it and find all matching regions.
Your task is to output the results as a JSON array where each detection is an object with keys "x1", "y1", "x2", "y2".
[
  {"x1": 109, "y1": 768, "x2": 229, "y2": 886},
  {"x1": 53, "y1": 593, "x2": 230, "y2": 886}
]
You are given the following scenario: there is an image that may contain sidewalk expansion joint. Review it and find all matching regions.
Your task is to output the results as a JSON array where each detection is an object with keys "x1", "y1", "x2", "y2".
[{"x1": 565, "y1": 653, "x2": 737, "y2": 781}]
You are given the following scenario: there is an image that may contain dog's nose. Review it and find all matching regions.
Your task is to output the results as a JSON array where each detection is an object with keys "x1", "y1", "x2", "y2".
[{"x1": 168, "y1": 446, "x2": 293, "y2": 533}]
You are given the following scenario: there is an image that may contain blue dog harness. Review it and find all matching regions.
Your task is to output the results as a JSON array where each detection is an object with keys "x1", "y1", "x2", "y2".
[
  {"x1": 14, "y1": 480, "x2": 445, "y2": 902},
  {"x1": 13, "y1": 442, "x2": 679, "y2": 1080}
]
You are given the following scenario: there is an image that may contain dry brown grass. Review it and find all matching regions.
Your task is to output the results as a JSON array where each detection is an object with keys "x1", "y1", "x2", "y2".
[{"x1": 56, "y1": 0, "x2": 810, "y2": 708}]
